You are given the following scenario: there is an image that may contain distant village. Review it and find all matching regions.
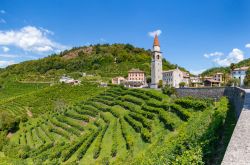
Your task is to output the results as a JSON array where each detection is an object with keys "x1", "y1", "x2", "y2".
[{"x1": 60, "y1": 35, "x2": 249, "y2": 89}]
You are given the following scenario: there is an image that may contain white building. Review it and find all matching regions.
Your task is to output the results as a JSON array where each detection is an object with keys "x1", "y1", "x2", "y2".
[
  {"x1": 150, "y1": 35, "x2": 163, "y2": 88},
  {"x1": 213, "y1": 73, "x2": 223, "y2": 83},
  {"x1": 162, "y1": 68, "x2": 188, "y2": 88},
  {"x1": 112, "y1": 76, "x2": 126, "y2": 85},
  {"x1": 231, "y1": 66, "x2": 249, "y2": 86},
  {"x1": 190, "y1": 76, "x2": 202, "y2": 87},
  {"x1": 59, "y1": 76, "x2": 81, "y2": 85}
]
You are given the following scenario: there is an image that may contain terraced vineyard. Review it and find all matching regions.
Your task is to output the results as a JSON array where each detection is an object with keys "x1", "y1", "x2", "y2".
[
  {"x1": 0, "y1": 82, "x2": 105, "y2": 119},
  {"x1": 1, "y1": 86, "x2": 229, "y2": 164}
]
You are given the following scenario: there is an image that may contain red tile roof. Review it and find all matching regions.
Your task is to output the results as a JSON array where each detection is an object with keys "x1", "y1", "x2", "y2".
[{"x1": 153, "y1": 35, "x2": 160, "y2": 46}]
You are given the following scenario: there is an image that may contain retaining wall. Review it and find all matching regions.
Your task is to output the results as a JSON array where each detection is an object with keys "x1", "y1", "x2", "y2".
[{"x1": 176, "y1": 87, "x2": 245, "y2": 118}]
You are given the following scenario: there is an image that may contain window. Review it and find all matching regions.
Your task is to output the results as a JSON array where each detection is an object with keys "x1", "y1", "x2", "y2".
[{"x1": 157, "y1": 55, "x2": 160, "y2": 59}]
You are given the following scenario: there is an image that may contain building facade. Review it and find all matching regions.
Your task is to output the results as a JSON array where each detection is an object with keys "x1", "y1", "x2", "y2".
[
  {"x1": 232, "y1": 66, "x2": 249, "y2": 86},
  {"x1": 190, "y1": 76, "x2": 202, "y2": 87},
  {"x1": 112, "y1": 76, "x2": 126, "y2": 85},
  {"x1": 213, "y1": 73, "x2": 224, "y2": 83},
  {"x1": 127, "y1": 68, "x2": 146, "y2": 87},
  {"x1": 162, "y1": 68, "x2": 187, "y2": 88},
  {"x1": 150, "y1": 35, "x2": 163, "y2": 88}
]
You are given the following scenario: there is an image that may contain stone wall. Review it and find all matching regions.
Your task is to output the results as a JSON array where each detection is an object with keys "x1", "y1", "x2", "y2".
[
  {"x1": 176, "y1": 87, "x2": 245, "y2": 118},
  {"x1": 176, "y1": 87, "x2": 226, "y2": 100}
]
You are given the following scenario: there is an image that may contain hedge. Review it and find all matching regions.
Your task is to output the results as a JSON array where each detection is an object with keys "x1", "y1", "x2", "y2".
[
  {"x1": 175, "y1": 98, "x2": 207, "y2": 111},
  {"x1": 61, "y1": 130, "x2": 94, "y2": 162},
  {"x1": 64, "y1": 111, "x2": 89, "y2": 122},
  {"x1": 77, "y1": 128, "x2": 100, "y2": 160},
  {"x1": 122, "y1": 95, "x2": 144, "y2": 106},
  {"x1": 158, "y1": 110, "x2": 179, "y2": 131},
  {"x1": 169, "y1": 104, "x2": 191, "y2": 121},
  {"x1": 120, "y1": 118, "x2": 134, "y2": 150},
  {"x1": 111, "y1": 120, "x2": 118, "y2": 157},
  {"x1": 129, "y1": 112, "x2": 152, "y2": 131},
  {"x1": 93, "y1": 124, "x2": 109, "y2": 159}
]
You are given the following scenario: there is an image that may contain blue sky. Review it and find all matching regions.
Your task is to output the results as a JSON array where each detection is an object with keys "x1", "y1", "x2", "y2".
[{"x1": 0, "y1": 0, "x2": 250, "y2": 74}]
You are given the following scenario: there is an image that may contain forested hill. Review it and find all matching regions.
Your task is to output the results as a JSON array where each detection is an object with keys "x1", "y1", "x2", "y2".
[
  {"x1": 201, "y1": 58, "x2": 250, "y2": 76},
  {"x1": 0, "y1": 44, "x2": 188, "y2": 80}
]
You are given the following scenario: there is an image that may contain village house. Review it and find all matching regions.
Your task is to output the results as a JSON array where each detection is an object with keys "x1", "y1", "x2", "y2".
[
  {"x1": 182, "y1": 72, "x2": 190, "y2": 87},
  {"x1": 126, "y1": 68, "x2": 146, "y2": 88},
  {"x1": 231, "y1": 66, "x2": 249, "y2": 86},
  {"x1": 204, "y1": 79, "x2": 221, "y2": 87},
  {"x1": 59, "y1": 75, "x2": 81, "y2": 85},
  {"x1": 190, "y1": 76, "x2": 202, "y2": 87},
  {"x1": 100, "y1": 82, "x2": 108, "y2": 87},
  {"x1": 213, "y1": 73, "x2": 224, "y2": 83},
  {"x1": 111, "y1": 76, "x2": 126, "y2": 85},
  {"x1": 162, "y1": 67, "x2": 189, "y2": 88}
]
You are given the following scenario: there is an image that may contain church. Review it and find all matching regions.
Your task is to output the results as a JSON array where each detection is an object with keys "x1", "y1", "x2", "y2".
[{"x1": 150, "y1": 35, "x2": 189, "y2": 88}]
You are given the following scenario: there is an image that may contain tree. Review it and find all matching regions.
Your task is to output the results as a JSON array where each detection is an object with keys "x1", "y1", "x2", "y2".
[
  {"x1": 226, "y1": 78, "x2": 240, "y2": 87},
  {"x1": 244, "y1": 68, "x2": 250, "y2": 86},
  {"x1": 179, "y1": 82, "x2": 185, "y2": 88},
  {"x1": 158, "y1": 80, "x2": 163, "y2": 88},
  {"x1": 162, "y1": 85, "x2": 176, "y2": 96},
  {"x1": 146, "y1": 76, "x2": 151, "y2": 84},
  {"x1": 230, "y1": 63, "x2": 236, "y2": 71}
]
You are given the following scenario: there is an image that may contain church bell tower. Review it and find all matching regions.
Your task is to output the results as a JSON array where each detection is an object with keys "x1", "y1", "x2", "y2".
[{"x1": 150, "y1": 35, "x2": 162, "y2": 88}]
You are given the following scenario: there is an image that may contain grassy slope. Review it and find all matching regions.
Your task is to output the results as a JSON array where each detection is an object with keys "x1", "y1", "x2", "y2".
[
  {"x1": 0, "y1": 82, "x2": 105, "y2": 118},
  {"x1": 0, "y1": 82, "x2": 49, "y2": 100}
]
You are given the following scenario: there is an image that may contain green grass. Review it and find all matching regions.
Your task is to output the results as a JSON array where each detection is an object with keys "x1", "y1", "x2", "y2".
[{"x1": 0, "y1": 81, "x2": 49, "y2": 100}]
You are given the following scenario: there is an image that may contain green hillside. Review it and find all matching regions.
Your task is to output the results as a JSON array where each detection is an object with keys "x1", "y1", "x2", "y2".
[
  {"x1": 0, "y1": 44, "x2": 188, "y2": 83},
  {"x1": 0, "y1": 85, "x2": 232, "y2": 164},
  {"x1": 201, "y1": 58, "x2": 250, "y2": 76}
]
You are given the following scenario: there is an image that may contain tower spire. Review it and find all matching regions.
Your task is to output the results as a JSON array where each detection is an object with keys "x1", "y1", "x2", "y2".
[{"x1": 153, "y1": 34, "x2": 160, "y2": 46}]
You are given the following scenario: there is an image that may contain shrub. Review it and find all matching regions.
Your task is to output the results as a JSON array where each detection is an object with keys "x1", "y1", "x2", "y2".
[
  {"x1": 175, "y1": 98, "x2": 207, "y2": 111},
  {"x1": 120, "y1": 118, "x2": 134, "y2": 150},
  {"x1": 124, "y1": 115, "x2": 142, "y2": 133},
  {"x1": 129, "y1": 112, "x2": 152, "y2": 131},
  {"x1": 111, "y1": 120, "x2": 118, "y2": 157},
  {"x1": 169, "y1": 104, "x2": 191, "y2": 121},
  {"x1": 61, "y1": 130, "x2": 94, "y2": 162},
  {"x1": 64, "y1": 111, "x2": 89, "y2": 122},
  {"x1": 141, "y1": 128, "x2": 151, "y2": 143},
  {"x1": 146, "y1": 99, "x2": 164, "y2": 108},
  {"x1": 144, "y1": 90, "x2": 162, "y2": 101},
  {"x1": 122, "y1": 95, "x2": 144, "y2": 105},
  {"x1": 77, "y1": 129, "x2": 100, "y2": 160},
  {"x1": 162, "y1": 86, "x2": 176, "y2": 96},
  {"x1": 141, "y1": 105, "x2": 162, "y2": 114},
  {"x1": 93, "y1": 124, "x2": 109, "y2": 159},
  {"x1": 126, "y1": 90, "x2": 150, "y2": 100},
  {"x1": 158, "y1": 110, "x2": 178, "y2": 131}
]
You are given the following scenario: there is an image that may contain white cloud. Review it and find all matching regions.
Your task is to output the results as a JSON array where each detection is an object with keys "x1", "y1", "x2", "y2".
[
  {"x1": 0, "y1": 60, "x2": 15, "y2": 68},
  {"x1": 0, "y1": 10, "x2": 5, "y2": 14},
  {"x1": 1, "y1": 46, "x2": 9, "y2": 52},
  {"x1": 245, "y1": 43, "x2": 250, "y2": 48},
  {"x1": 0, "y1": 54, "x2": 18, "y2": 58},
  {"x1": 213, "y1": 48, "x2": 244, "y2": 67},
  {"x1": 0, "y1": 18, "x2": 6, "y2": 24},
  {"x1": 190, "y1": 69, "x2": 206, "y2": 75},
  {"x1": 148, "y1": 29, "x2": 162, "y2": 37},
  {"x1": 0, "y1": 26, "x2": 68, "y2": 53},
  {"x1": 204, "y1": 52, "x2": 224, "y2": 58}
]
